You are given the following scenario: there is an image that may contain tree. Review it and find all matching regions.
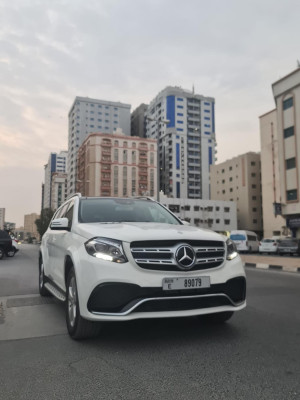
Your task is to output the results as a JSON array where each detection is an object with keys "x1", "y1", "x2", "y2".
[{"x1": 35, "y1": 208, "x2": 55, "y2": 238}]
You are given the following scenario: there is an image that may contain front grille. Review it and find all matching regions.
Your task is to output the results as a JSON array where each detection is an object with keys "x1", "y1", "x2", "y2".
[{"x1": 130, "y1": 240, "x2": 225, "y2": 272}]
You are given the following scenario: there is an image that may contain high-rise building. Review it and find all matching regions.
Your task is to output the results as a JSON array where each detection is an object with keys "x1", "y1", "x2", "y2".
[
  {"x1": 76, "y1": 130, "x2": 157, "y2": 198},
  {"x1": 43, "y1": 151, "x2": 68, "y2": 209},
  {"x1": 210, "y1": 152, "x2": 262, "y2": 235},
  {"x1": 271, "y1": 67, "x2": 300, "y2": 237},
  {"x1": 0, "y1": 208, "x2": 5, "y2": 230},
  {"x1": 24, "y1": 213, "x2": 40, "y2": 240},
  {"x1": 259, "y1": 109, "x2": 286, "y2": 238},
  {"x1": 131, "y1": 103, "x2": 148, "y2": 138},
  {"x1": 68, "y1": 96, "x2": 131, "y2": 196},
  {"x1": 145, "y1": 86, "x2": 216, "y2": 199}
]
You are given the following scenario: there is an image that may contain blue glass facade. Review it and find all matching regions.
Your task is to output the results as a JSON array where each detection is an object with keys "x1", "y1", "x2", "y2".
[{"x1": 166, "y1": 96, "x2": 175, "y2": 128}]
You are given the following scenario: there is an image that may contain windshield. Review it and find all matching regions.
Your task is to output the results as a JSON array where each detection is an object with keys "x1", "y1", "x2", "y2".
[
  {"x1": 79, "y1": 198, "x2": 181, "y2": 225},
  {"x1": 230, "y1": 234, "x2": 246, "y2": 241}
]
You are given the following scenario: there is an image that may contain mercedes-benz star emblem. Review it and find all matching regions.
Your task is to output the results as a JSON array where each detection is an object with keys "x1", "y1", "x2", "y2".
[{"x1": 175, "y1": 245, "x2": 196, "y2": 270}]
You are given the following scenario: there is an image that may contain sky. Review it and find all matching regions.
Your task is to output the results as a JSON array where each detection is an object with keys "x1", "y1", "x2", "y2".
[{"x1": 1, "y1": 0, "x2": 300, "y2": 227}]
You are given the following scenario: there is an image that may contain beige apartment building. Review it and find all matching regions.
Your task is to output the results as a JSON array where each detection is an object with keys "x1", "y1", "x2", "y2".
[
  {"x1": 271, "y1": 67, "x2": 300, "y2": 237},
  {"x1": 259, "y1": 109, "x2": 287, "y2": 238},
  {"x1": 76, "y1": 131, "x2": 157, "y2": 197},
  {"x1": 24, "y1": 213, "x2": 40, "y2": 240},
  {"x1": 51, "y1": 172, "x2": 68, "y2": 210},
  {"x1": 210, "y1": 152, "x2": 262, "y2": 235}
]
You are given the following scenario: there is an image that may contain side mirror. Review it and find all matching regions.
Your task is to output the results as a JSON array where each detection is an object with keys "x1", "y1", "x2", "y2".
[{"x1": 50, "y1": 217, "x2": 70, "y2": 231}]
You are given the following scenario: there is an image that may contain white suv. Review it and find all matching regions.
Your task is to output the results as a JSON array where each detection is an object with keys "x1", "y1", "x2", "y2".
[{"x1": 39, "y1": 194, "x2": 246, "y2": 340}]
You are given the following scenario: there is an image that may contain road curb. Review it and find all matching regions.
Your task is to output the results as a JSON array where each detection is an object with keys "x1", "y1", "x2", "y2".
[{"x1": 245, "y1": 262, "x2": 300, "y2": 273}]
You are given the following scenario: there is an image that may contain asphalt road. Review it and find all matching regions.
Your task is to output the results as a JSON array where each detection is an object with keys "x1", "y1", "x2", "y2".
[{"x1": 0, "y1": 245, "x2": 299, "y2": 400}]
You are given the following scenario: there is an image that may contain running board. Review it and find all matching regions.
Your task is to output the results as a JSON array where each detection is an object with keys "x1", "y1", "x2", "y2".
[{"x1": 44, "y1": 282, "x2": 66, "y2": 302}]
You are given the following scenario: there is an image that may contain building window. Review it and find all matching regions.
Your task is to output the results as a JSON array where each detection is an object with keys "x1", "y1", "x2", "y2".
[
  {"x1": 284, "y1": 126, "x2": 294, "y2": 139},
  {"x1": 184, "y1": 205, "x2": 190, "y2": 211},
  {"x1": 287, "y1": 189, "x2": 297, "y2": 201},
  {"x1": 283, "y1": 97, "x2": 293, "y2": 110},
  {"x1": 222, "y1": 190, "x2": 225, "y2": 194},
  {"x1": 224, "y1": 207, "x2": 230, "y2": 212},
  {"x1": 114, "y1": 166, "x2": 118, "y2": 196},
  {"x1": 251, "y1": 161, "x2": 256, "y2": 166},
  {"x1": 123, "y1": 150, "x2": 128, "y2": 163},
  {"x1": 194, "y1": 206, "x2": 199, "y2": 211},
  {"x1": 150, "y1": 152, "x2": 154, "y2": 165},
  {"x1": 224, "y1": 219, "x2": 230, "y2": 225},
  {"x1": 252, "y1": 184, "x2": 256, "y2": 189},
  {"x1": 123, "y1": 167, "x2": 127, "y2": 196},
  {"x1": 114, "y1": 149, "x2": 118, "y2": 162},
  {"x1": 252, "y1": 207, "x2": 257, "y2": 212},
  {"x1": 286, "y1": 157, "x2": 296, "y2": 170},
  {"x1": 251, "y1": 173, "x2": 256, "y2": 177},
  {"x1": 252, "y1": 196, "x2": 257, "y2": 200},
  {"x1": 253, "y1": 219, "x2": 257, "y2": 224},
  {"x1": 150, "y1": 169, "x2": 154, "y2": 196},
  {"x1": 216, "y1": 206, "x2": 220, "y2": 211},
  {"x1": 132, "y1": 168, "x2": 136, "y2": 196},
  {"x1": 132, "y1": 151, "x2": 136, "y2": 164}
]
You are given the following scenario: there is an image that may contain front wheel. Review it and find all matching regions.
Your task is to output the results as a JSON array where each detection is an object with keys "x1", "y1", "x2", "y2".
[
  {"x1": 66, "y1": 267, "x2": 102, "y2": 340},
  {"x1": 39, "y1": 257, "x2": 51, "y2": 297}
]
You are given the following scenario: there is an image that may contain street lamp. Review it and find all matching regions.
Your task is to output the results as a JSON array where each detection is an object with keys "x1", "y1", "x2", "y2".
[{"x1": 146, "y1": 116, "x2": 170, "y2": 201}]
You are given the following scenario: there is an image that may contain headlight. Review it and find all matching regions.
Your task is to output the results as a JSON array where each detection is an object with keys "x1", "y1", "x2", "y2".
[
  {"x1": 226, "y1": 239, "x2": 238, "y2": 260},
  {"x1": 85, "y1": 237, "x2": 128, "y2": 263}
]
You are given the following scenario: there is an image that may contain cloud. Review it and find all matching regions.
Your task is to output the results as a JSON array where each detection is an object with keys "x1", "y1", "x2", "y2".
[{"x1": 0, "y1": 0, "x2": 300, "y2": 225}]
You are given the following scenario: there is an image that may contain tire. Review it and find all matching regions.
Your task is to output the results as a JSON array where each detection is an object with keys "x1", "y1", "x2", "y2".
[
  {"x1": 39, "y1": 256, "x2": 51, "y2": 297},
  {"x1": 199, "y1": 311, "x2": 234, "y2": 324},
  {"x1": 6, "y1": 249, "x2": 16, "y2": 257},
  {"x1": 0, "y1": 247, "x2": 4, "y2": 260},
  {"x1": 66, "y1": 267, "x2": 102, "y2": 340},
  {"x1": 248, "y1": 247, "x2": 252, "y2": 254}
]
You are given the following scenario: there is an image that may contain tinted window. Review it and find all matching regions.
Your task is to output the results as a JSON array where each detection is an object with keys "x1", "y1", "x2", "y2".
[
  {"x1": 248, "y1": 235, "x2": 257, "y2": 241},
  {"x1": 230, "y1": 234, "x2": 246, "y2": 241},
  {"x1": 78, "y1": 198, "x2": 181, "y2": 225}
]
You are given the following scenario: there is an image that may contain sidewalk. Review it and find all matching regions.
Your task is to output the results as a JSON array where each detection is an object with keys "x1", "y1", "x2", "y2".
[{"x1": 240, "y1": 254, "x2": 300, "y2": 273}]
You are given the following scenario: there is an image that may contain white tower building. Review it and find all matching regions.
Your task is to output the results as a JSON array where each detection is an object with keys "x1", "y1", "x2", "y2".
[{"x1": 146, "y1": 86, "x2": 216, "y2": 199}]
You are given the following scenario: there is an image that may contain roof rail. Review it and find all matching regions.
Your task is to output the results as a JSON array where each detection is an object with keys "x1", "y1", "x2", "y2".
[
  {"x1": 65, "y1": 192, "x2": 82, "y2": 201},
  {"x1": 132, "y1": 196, "x2": 155, "y2": 201}
]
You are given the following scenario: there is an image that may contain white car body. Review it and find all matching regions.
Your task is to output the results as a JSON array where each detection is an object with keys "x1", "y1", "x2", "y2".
[
  {"x1": 39, "y1": 195, "x2": 246, "y2": 338},
  {"x1": 230, "y1": 230, "x2": 259, "y2": 253},
  {"x1": 259, "y1": 239, "x2": 279, "y2": 254}
]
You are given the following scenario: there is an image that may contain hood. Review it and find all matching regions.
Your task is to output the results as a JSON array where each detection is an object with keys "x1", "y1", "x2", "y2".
[{"x1": 73, "y1": 222, "x2": 225, "y2": 243}]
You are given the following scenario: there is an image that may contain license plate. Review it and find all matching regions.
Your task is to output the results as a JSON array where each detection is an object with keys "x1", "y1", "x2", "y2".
[{"x1": 162, "y1": 277, "x2": 210, "y2": 291}]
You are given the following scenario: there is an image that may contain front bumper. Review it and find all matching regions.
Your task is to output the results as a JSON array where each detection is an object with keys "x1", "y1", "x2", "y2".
[{"x1": 87, "y1": 277, "x2": 246, "y2": 315}]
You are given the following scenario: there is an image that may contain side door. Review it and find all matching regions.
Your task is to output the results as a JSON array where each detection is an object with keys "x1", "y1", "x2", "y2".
[{"x1": 48, "y1": 201, "x2": 73, "y2": 288}]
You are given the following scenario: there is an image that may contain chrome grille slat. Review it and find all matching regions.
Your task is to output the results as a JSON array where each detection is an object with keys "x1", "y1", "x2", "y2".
[{"x1": 130, "y1": 240, "x2": 226, "y2": 272}]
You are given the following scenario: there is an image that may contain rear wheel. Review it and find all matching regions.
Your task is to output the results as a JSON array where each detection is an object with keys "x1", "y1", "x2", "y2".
[
  {"x1": 0, "y1": 247, "x2": 4, "y2": 259},
  {"x1": 66, "y1": 267, "x2": 102, "y2": 340},
  {"x1": 6, "y1": 249, "x2": 16, "y2": 257},
  {"x1": 199, "y1": 311, "x2": 234, "y2": 324}
]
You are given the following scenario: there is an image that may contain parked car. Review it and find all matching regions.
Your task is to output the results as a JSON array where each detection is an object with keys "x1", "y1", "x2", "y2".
[
  {"x1": 6, "y1": 236, "x2": 20, "y2": 257},
  {"x1": 230, "y1": 230, "x2": 260, "y2": 253},
  {"x1": 277, "y1": 238, "x2": 300, "y2": 256},
  {"x1": 0, "y1": 230, "x2": 13, "y2": 259},
  {"x1": 259, "y1": 238, "x2": 279, "y2": 254},
  {"x1": 39, "y1": 194, "x2": 247, "y2": 340}
]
